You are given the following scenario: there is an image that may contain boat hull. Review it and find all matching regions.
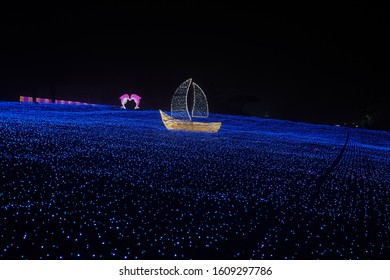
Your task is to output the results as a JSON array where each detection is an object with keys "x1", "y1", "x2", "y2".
[{"x1": 159, "y1": 110, "x2": 221, "y2": 133}]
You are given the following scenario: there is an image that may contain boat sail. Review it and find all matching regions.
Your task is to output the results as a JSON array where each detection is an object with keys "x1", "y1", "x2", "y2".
[
  {"x1": 159, "y1": 78, "x2": 222, "y2": 132},
  {"x1": 192, "y1": 82, "x2": 209, "y2": 118}
]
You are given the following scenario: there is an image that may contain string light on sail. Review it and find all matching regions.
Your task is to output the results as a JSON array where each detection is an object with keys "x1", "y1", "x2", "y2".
[
  {"x1": 191, "y1": 82, "x2": 209, "y2": 118},
  {"x1": 161, "y1": 78, "x2": 221, "y2": 132},
  {"x1": 171, "y1": 78, "x2": 192, "y2": 120}
]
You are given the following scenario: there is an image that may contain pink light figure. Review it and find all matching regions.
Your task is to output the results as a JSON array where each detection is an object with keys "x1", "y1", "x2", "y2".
[{"x1": 119, "y1": 93, "x2": 141, "y2": 109}]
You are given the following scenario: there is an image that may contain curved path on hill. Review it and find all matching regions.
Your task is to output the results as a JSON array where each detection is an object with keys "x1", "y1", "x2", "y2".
[
  {"x1": 320, "y1": 130, "x2": 350, "y2": 180},
  {"x1": 221, "y1": 129, "x2": 352, "y2": 258}
]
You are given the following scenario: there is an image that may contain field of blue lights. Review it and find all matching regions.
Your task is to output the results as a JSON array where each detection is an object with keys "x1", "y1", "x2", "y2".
[{"x1": 0, "y1": 102, "x2": 389, "y2": 260}]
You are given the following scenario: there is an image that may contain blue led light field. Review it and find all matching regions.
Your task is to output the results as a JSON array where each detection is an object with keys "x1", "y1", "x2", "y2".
[{"x1": 0, "y1": 102, "x2": 389, "y2": 259}]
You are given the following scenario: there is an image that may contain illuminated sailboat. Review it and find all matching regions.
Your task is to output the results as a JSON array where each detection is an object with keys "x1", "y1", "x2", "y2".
[{"x1": 159, "y1": 78, "x2": 222, "y2": 133}]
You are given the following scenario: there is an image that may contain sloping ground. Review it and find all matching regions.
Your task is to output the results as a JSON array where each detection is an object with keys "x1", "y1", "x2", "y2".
[{"x1": 0, "y1": 102, "x2": 389, "y2": 259}]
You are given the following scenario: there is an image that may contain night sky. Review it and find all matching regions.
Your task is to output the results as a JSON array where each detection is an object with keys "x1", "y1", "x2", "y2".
[{"x1": 1, "y1": 1, "x2": 389, "y2": 130}]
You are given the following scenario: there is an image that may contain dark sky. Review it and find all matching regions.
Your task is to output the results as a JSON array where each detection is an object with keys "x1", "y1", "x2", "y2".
[{"x1": 1, "y1": 1, "x2": 389, "y2": 129}]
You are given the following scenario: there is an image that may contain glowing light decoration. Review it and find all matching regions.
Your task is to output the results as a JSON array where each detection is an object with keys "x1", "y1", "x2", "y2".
[
  {"x1": 19, "y1": 96, "x2": 90, "y2": 105},
  {"x1": 130, "y1": 94, "x2": 141, "y2": 109},
  {"x1": 161, "y1": 78, "x2": 221, "y2": 132},
  {"x1": 0, "y1": 102, "x2": 389, "y2": 260},
  {"x1": 171, "y1": 78, "x2": 192, "y2": 120},
  {"x1": 119, "y1": 94, "x2": 141, "y2": 109},
  {"x1": 19, "y1": 96, "x2": 33, "y2": 103},
  {"x1": 54, "y1": 99, "x2": 89, "y2": 105},
  {"x1": 36, "y1": 97, "x2": 52, "y2": 104},
  {"x1": 191, "y1": 82, "x2": 209, "y2": 118},
  {"x1": 119, "y1": 94, "x2": 130, "y2": 109}
]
